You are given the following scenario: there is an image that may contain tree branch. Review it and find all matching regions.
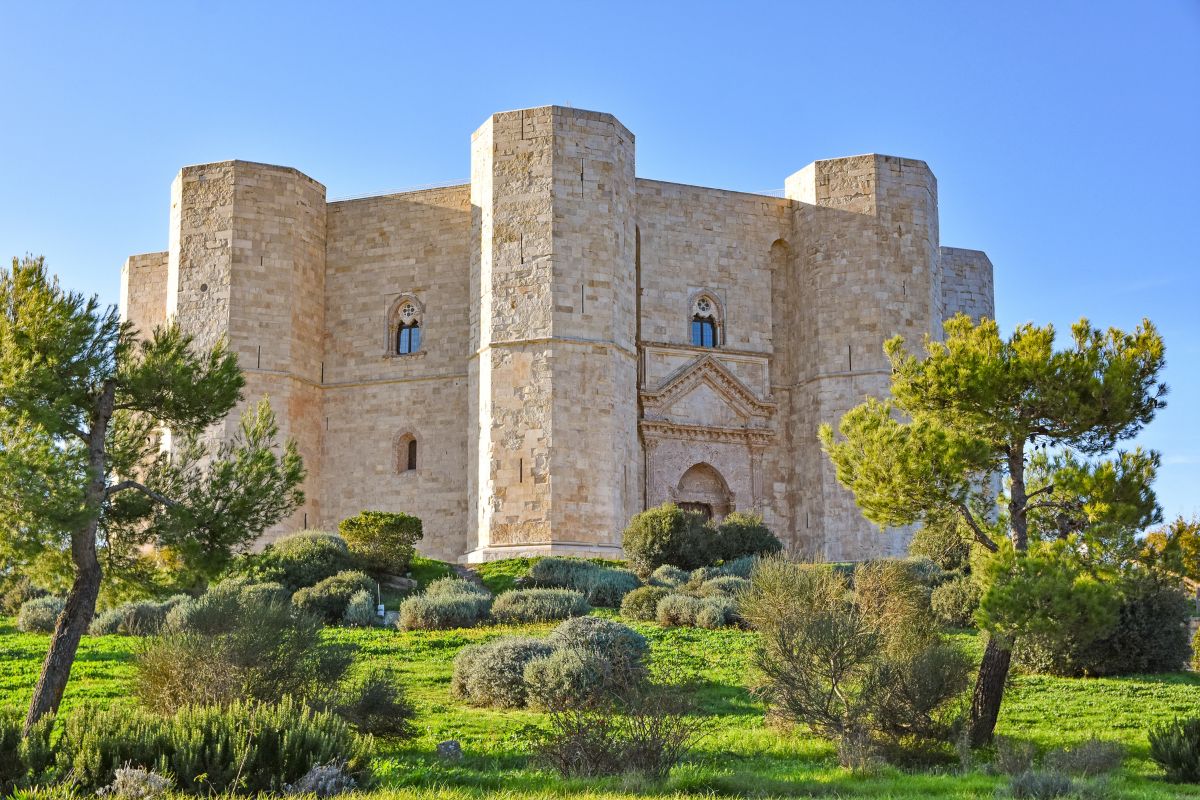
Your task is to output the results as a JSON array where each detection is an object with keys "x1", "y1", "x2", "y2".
[
  {"x1": 105, "y1": 479, "x2": 180, "y2": 508},
  {"x1": 955, "y1": 502, "x2": 999, "y2": 553},
  {"x1": 1024, "y1": 499, "x2": 1080, "y2": 513},
  {"x1": 1025, "y1": 484, "x2": 1054, "y2": 501}
]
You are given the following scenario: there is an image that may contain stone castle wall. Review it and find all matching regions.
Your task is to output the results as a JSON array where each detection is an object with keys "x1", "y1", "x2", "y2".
[{"x1": 120, "y1": 106, "x2": 995, "y2": 562}]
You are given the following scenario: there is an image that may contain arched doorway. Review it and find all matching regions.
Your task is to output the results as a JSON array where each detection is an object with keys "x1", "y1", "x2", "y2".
[{"x1": 673, "y1": 463, "x2": 733, "y2": 521}]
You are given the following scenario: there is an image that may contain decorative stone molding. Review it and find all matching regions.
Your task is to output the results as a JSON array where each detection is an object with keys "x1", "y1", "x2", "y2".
[{"x1": 385, "y1": 293, "x2": 424, "y2": 356}]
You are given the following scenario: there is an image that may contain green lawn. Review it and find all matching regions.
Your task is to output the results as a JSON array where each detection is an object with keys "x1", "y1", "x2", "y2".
[{"x1": 2, "y1": 613, "x2": 1199, "y2": 799}]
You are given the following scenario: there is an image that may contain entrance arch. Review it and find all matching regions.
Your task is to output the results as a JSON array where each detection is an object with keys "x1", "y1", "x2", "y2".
[{"x1": 673, "y1": 462, "x2": 733, "y2": 521}]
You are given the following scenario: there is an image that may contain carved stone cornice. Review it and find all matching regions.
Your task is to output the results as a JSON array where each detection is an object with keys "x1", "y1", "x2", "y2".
[{"x1": 639, "y1": 419, "x2": 776, "y2": 446}]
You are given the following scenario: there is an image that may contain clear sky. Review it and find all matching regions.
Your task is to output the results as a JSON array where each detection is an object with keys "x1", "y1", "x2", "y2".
[{"x1": 2, "y1": 2, "x2": 1197, "y2": 524}]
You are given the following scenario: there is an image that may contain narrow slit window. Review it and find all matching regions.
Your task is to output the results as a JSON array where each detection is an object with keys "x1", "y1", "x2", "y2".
[{"x1": 406, "y1": 438, "x2": 417, "y2": 471}]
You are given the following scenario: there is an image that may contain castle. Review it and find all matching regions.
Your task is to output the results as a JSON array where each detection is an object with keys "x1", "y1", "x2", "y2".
[{"x1": 119, "y1": 105, "x2": 994, "y2": 563}]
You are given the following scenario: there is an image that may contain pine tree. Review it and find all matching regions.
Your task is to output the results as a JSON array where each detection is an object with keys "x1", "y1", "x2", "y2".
[
  {"x1": 0, "y1": 257, "x2": 305, "y2": 732},
  {"x1": 820, "y1": 313, "x2": 1166, "y2": 745}
]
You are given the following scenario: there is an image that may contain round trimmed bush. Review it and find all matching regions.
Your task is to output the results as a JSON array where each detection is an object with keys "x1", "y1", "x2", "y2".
[
  {"x1": 718, "y1": 555, "x2": 756, "y2": 578},
  {"x1": 398, "y1": 593, "x2": 490, "y2": 630},
  {"x1": 712, "y1": 512, "x2": 782, "y2": 562},
  {"x1": 451, "y1": 636, "x2": 554, "y2": 708},
  {"x1": 648, "y1": 565, "x2": 689, "y2": 588},
  {"x1": 696, "y1": 597, "x2": 736, "y2": 629},
  {"x1": 292, "y1": 570, "x2": 377, "y2": 624},
  {"x1": 490, "y1": 588, "x2": 590, "y2": 624},
  {"x1": 655, "y1": 593, "x2": 705, "y2": 627},
  {"x1": 342, "y1": 589, "x2": 377, "y2": 628},
  {"x1": 548, "y1": 616, "x2": 649, "y2": 674},
  {"x1": 529, "y1": 557, "x2": 598, "y2": 589},
  {"x1": 524, "y1": 647, "x2": 617, "y2": 709},
  {"x1": 930, "y1": 574, "x2": 980, "y2": 627},
  {"x1": 623, "y1": 503, "x2": 713, "y2": 574},
  {"x1": 425, "y1": 577, "x2": 491, "y2": 600},
  {"x1": 686, "y1": 566, "x2": 723, "y2": 590},
  {"x1": 89, "y1": 596, "x2": 188, "y2": 636},
  {"x1": 17, "y1": 595, "x2": 64, "y2": 633},
  {"x1": 338, "y1": 511, "x2": 423, "y2": 576},
  {"x1": 582, "y1": 568, "x2": 640, "y2": 607},
  {"x1": 247, "y1": 531, "x2": 356, "y2": 591},
  {"x1": 696, "y1": 575, "x2": 749, "y2": 599},
  {"x1": 620, "y1": 585, "x2": 670, "y2": 622}
]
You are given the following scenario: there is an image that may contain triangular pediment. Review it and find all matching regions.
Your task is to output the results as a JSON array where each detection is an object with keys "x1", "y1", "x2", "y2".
[{"x1": 641, "y1": 355, "x2": 775, "y2": 427}]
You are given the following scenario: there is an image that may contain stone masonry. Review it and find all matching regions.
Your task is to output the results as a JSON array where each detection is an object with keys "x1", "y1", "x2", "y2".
[{"x1": 119, "y1": 105, "x2": 995, "y2": 563}]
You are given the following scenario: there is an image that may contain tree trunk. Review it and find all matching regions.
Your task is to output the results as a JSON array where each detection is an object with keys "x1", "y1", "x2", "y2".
[
  {"x1": 968, "y1": 635, "x2": 1012, "y2": 746},
  {"x1": 24, "y1": 381, "x2": 113, "y2": 735}
]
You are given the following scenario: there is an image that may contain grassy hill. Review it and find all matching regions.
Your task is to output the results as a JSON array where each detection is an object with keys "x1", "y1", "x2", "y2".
[{"x1": 3, "y1": 608, "x2": 1198, "y2": 799}]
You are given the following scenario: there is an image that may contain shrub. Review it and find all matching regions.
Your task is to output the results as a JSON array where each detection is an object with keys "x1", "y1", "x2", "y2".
[
  {"x1": 342, "y1": 589, "x2": 377, "y2": 627},
  {"x1": 1194, "y1": 625, "x2": 1200, "y2": 672},
  {"x1": 240, "y1": 531, "x2": 356, "y2": 591},
  {"x1": 648, "y1": 564, "x2": 689, "y2": 588},
  {"x1": 1018, "y1": 571, "x2": 1192, "y2": 677},
  {"x1": 992, "y1": 736, "x2": 1038, "y2": 776},
  {"x1": 525, "y1": 648, "x2": 621, "y2": 709},
  {"x1": 530, "y1": 557, "x2": 600, "y2": 589},
  {"x1": 930, "y1": 574, "x2": 981, "y2": 627},
  {"x1": 696, "y1": 575, "x2": 750, "y2": 599},
  {"x1": 526, "y1": 683, "x2": 704, "y2": 779},
  {"x1": 335, "y1": 668, "x2": 416, "y2": 738},
  {"x1": 1149, "y1": 717, "x2": 1200, "y2": 783},
  {"x1": 655, "y1": 593, "x2": 705, "y2": 626},
  {"x1": 0, "y1": 705, "x2": 54, "y2": 793},
  {"x1": 620, "y1": 585, "x2": 670, "y2": 621},
  {"x1": 451, "y1": 637, "x2": 554, "y2": 708},
  {"x1": 54, "y1": 698, "x2": 370, "y2": 794},
  {"x1": 98, "y1": 765, "x2": 173, "y2": 799},
  {"x1": 623, "y1": 503, "x2": 713, "y2": 574},
  {"x1": 90, "y1": 597, "x2": 188, "y2": 637},
  {"x1": 1004, "y1": 771, "x2": 1076, "y2": 799},
  {"x1": 491, "y1": 588, "x2": 590, "y2": 624},
  {"x1": 136, "y1": 594, "x2": 351, "y2": 715},
  {"x1": 284, "y1": 762, "x2": 358, "y2": 797},
  {"x1": 717, "y1": 554, "x2": 757, "y2": 578},
  {"x1": 685, "y1": 566, "x2": 723, "y2": 589},
  {"x1": 398, "y1": 594, "x2": 490, "y2": 630},
  {"x1": 17, "y1": 595, "x2": 64, "y2": 633},
  {"x1": 695, "y1": 597, "x2": 736, "y2": 629},
  {"x1": 293, "y1": 570, "x2": 377, "y2": 624},
  {"x1": 548, "y1": 616, "x2": 649, "y2": 674},
  {"x1": 1044, "y1": 738, "x2": 1124, "y2": 777},
  {"x1": 338, "y1": 510, "x2": 423, "y2": 576},
  {"x1": 397, "y1": 579, "x2": 492, "y2": 630},
  {"x1": 711, "y1": 511, "x2": 782, "y2": 561},
  {"x1": 908, "y1": 509, "x2": 972, "y2": 572},
  {"x1": 0, "y1": 575, "x2": 48, "y2": 616},
  {"x1": 740, "y1": 555, "x2": 967, "y2": 757},
  {"x1": 582, "y1": 568, "x2": 641, "y2": 607}
]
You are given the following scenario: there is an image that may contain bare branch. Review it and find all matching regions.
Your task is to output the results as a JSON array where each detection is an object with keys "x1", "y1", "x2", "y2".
[
  {"x1": 105, "y1": 479, "x2": 180, "y2": 508},
  {"x1": 1024, "y1": 484, "x2": 1055, "y2": 501},
  {"x1": 955, "y1": 502, "x2": 999, "y2": 553}
]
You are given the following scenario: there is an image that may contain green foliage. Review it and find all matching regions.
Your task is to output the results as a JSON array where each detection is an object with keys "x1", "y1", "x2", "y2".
[
  {"x1": 334, "y1": 667, "x2": 416, "y2": 738},
  {"x1": 89, "y1": 596, "x2": 187, "y2": 636},
  {"x1": 474, "y1": 557, "x2": 538, "y2": 594},
  {"x1": 1003, "y1": 771, "x2": 1076, "y2": 799},
  {"x1": 490, "y1": 588, "x2": 590, "y2": 624},
  {"x1": 292, "y1": 569, "x2": 377, "y2": 624},
  {"x1": 342, "y1": 589, "x2": 377, "y2": 628},
  {"x1": 0, "y1": 706, "x2": 54, "y2": 793},
  {"x1": 1142, "y1": 515, "x2": 1200, "y2": 582},
  {"x1": 528, "y1": 557, "x2": 640, "y2": 607},
  {"x1": 655, "y1": 593, "x2": 706, "y2": 627},
  {"x1": 548, "y1": 616, "x2": 649, "y2": 676},
  {"x1": 1043, "y1": 738, "x2": 1125, "y2": 777},
  {"x1": 696, "y1": 575, "x2": 750, "y2": 599},
  {"x1": 337, "y1": 510, "x2": 423, "y2": 576},
  {"x1": 451, "y1": 637, "x2": 555, "y2": 708},
  {"x1": 237, "y1": 531, "x2": 355, "y2": 592},
  {"x1": 622, "y1": 503, "x2": 714, "y2": 574},
  {"x1": 524, "y1": 647, "x2": 620, "y2": 710},
  {"x1": 711, "y1": 512, "x2": 783, "y2": 562},
  {"x1": 648, "y1": 564, "x2": 689, "y2": 587},
  {"x1": 909, "y1": 511, "x2": 973, "y2": 572},
  {"x1": 0, "y1": 575, "x2": 47, "y2": 616},
  {"x1": 16, "y1": 596, "x2": 64, "y2": 633},
  {"x1": 397, "y1": 578, "x2": 492, "y2": 630},
  {"x1": 976, "y1": 540, "x2": 1120, "y2": 650},
  {"x1": 135, "y1": 592, "x2": 351, "y2": 714},
  {"x1": 931, "y1": 574, "x2": 981, "y2": 627},
  {"x1": 53, "y1": 698, "x2": 369, "y2": 793},
  {"x1": 1018, "y1": 570, "x2": 1192, "y2": 676},
  {"x1": 740, "y1": 556, "x2": 969, "y2": 758},
  {"x1": 407, "y1": 555, "x2": 455, "y2": 588},
  {"x1": 620, "y1": 585, "x2": 670, "y2": 622},
  {"x1": 1149, "y1": 717, "x2": 1200, "y2": 783}
]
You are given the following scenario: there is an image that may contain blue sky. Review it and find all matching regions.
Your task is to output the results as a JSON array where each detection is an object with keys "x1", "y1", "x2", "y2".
[{"x1": 2, "y1": 2, "x2": 1197, "y2": 523}]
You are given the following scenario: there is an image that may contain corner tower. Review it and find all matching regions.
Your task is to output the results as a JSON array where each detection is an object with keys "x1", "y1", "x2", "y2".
[{"x1": 468, "y1": 106, "x2": 639, "y2": 560}]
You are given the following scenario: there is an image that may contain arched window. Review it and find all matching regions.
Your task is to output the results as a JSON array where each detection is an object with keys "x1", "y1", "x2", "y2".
[
  {"x1": 395, "y1": 432, "x2": 418, "y2": 473},
  {"x1": 387, "y1": 295, "x2": 424, "y2": 356},
  {"x1": 690, "y1": 293, "x2": 722, "y2": 348}
]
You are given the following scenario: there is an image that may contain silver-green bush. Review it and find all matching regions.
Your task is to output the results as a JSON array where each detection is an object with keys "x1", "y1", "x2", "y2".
[
  {"x1": 451, "y1": 637, "x2": 555, "y2": 708},
  {"x1": 930, "y1": 574, "x2": 980, "y2": 627},
  {"x1": 16, "y1": 596, "x2": 65, "y2": 633},
  {"x1": 490, "y1": 588, "x2": 590, "y2": 624},
  {"x1": 548, "y1": 616, "x2": 649, "y2": 673},
  {"x1": 696, "y1": 575, "x2": 750, "y2": 599},
  {"x1": 655, "y1": 593, "x2": 705, "y2": 627},
  {"x1": 342, "y1": 589, "x2": 377, "y2": 628},
  {"x1": 648, "y1": 565, "x2": 689, "y2": 588},
  {"x1": 89, "y1": 596, "x2": 188, "y2": 636},
  {"x1": 397, "y1": 594, "x2": 490, "y2": 630},
  {"x1": 620, "y1": 585, "x2": 670, "y2": 622}
]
